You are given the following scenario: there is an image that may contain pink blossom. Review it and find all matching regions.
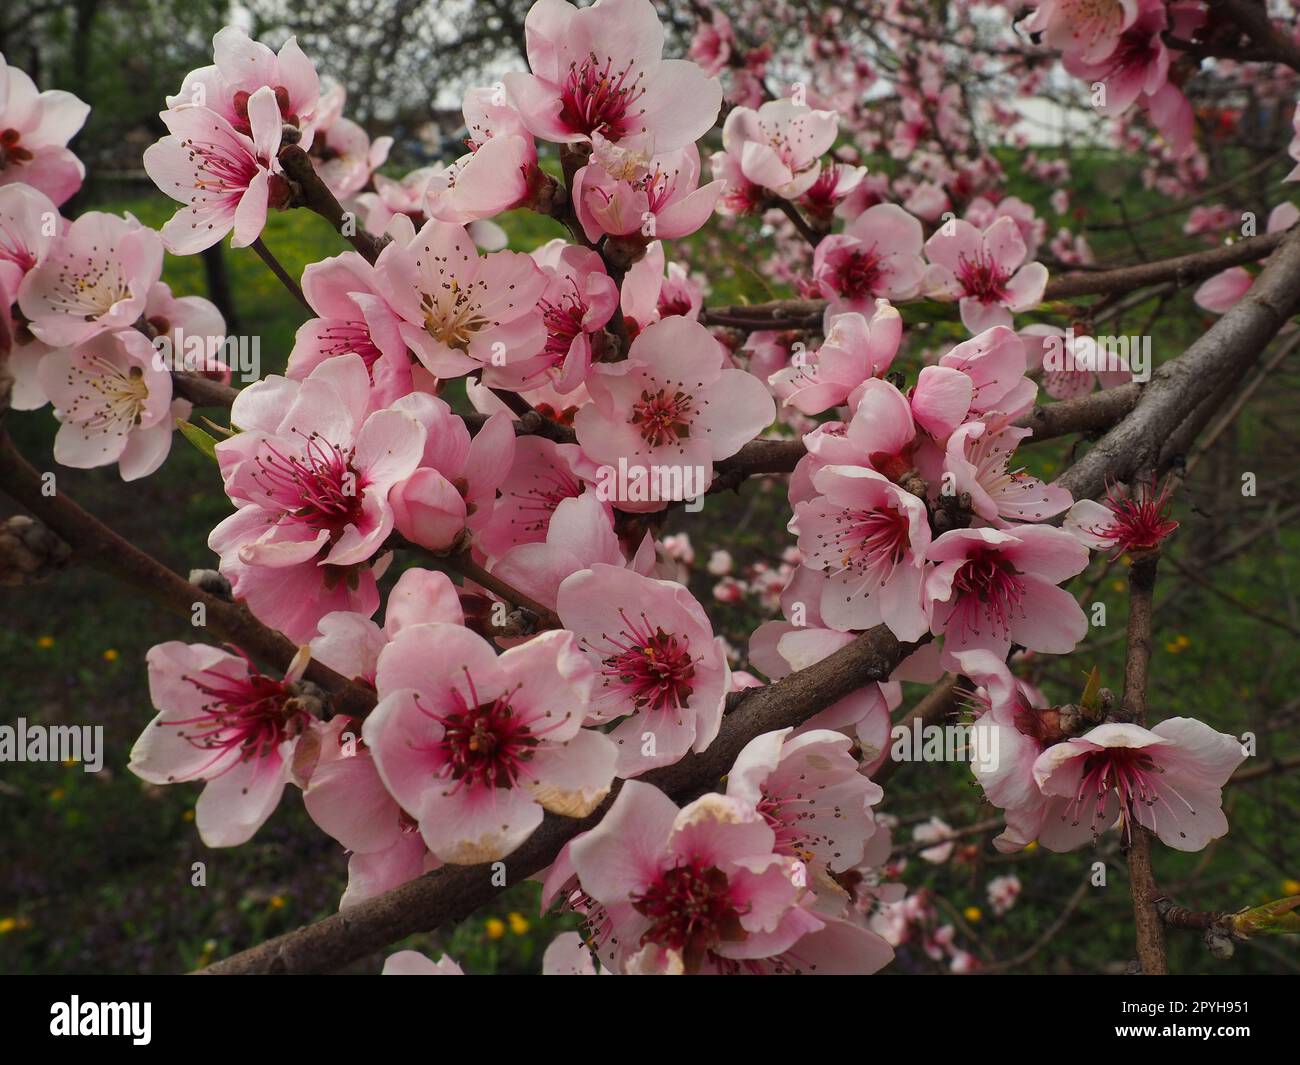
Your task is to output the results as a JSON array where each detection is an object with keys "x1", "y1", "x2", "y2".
[
  {"x1": 427, "y1": 87, "x2": 540, "y2": 224},
  {"x1": 1021, "y1": 324, "x2": 1135, "y2": 399},
  {"x1": 726, "y1": 727, "x2": 883, "y2": 873},
  {"x1": 18, "y1": 211, "x2": 162, "y2": 346},
  {"x1": 365, "y1": 624, "x2": 617, "y2": 862},
  {"x1": 1032, "y1": 718, "x2": 1246, "y2": 852},
  {"x1": 709, "y1": 148, "x2": 764, "y2": 215},
  {"x1": 382, "y1": 951, "x2": 463, "y2": 975},
  {"x1": 792, "y1": 464, "x2": 931, "y2": 639},
  {"x1": 0, "y1": 182, "x2": 62, "y2": 408},
  {"x1": 503, "y1": 0, "x2": 722, "y2": 155},
  {"x1": 769, "y1": 302, "x2": 902, "y2": 415},
  {"x1": 924, "y1": 216, "x2": 1048, "y2": 333},
  {"x1": 798, "y1": 161, "x2": 869, "y2": 224},
  {"x1": 1025, "y1": 0, "x2": 1140, "y2": 65},
  {"x1": 168, "y1": 27, "x2": 320, "y2": 144},
  {"x1": 210, "y1": 354, "x2": 426, "y2": 641},
  {"x1": 718, "y1": 99, "x2": 840, "y2": 200},
  {"x1": 492, "y1": 492, "x2": 653, "y2": 610},
  {"x1": 568, "y1": 782, "x2": 814, "y2": 973},
  {"x1": 707, "y1": 549, "x2": 733, "y2": 576},
  {"x1": 575, "y1": 316, "x2": 774, "y2": 510},
  {"x1": 924, "y1": 525, "x2": 1089, "y2": 666},
  {"x1": 476, "y1": 435, "x2": 601, "y2": 559},
  {"x1": 965, "y1": 195, "x2": 1045, "y2": 260},
  {"x1": 287, "y1": 250, "x2": 413, "y2": 406},
  {"x1": 308, "y1": 567, "x2": 465, "y2": 687},
  {"x1": 144, "y1": 87, "x2": 285, "y2": 254},
  {"x1": 144, "y1": 280, "x2": 229, "y2": 377},
  {"x1": 358, "y1": 167, "x2": 436, "y2": 234},
  {"x1": 901, "y1": 181, "x2": 950, "y2": 222},
  {"x1": 687, "y1": 8, "x2": 734, "y2": 77},
  {"x1": 374, "y1": 218, "x2": 546, "y2": 381},
  {"x1": 38, "y1": 328, "x2": 184, "y2": 480},
  {"x1": 0, "y1": 52, "x2": 90, "y2": 205},
  {"x1": 913, "y1": 817, "x2": 955, "y2": 864},
  {"x1": 813, "y1": 204, "x2": 927, "y2": 310},
  {"x1": 1193, "y1": 203, "x2": 1300, "y2": 314},
  {"x1": 543, "y1": 931, "x2": 603, "y2": 975},
  {"x1": 309, "y1": 85, "x2": 392, "y2": 200},
  {"x1": 130, "y1": 643, "x2": 320, "y2": 846},
  {"x1": 987, "y1": 873, "x2": 1022, "y2": 915},
  {"x1": 942, "y1": 421, "x2": 1073, "y2": 525},
  {"x1": 618, "y1": 241, "x2": 705, "y2": 333},
  {"x1": 573, "y1": 140, "x2": 722, "y2": 242},
  {"x1": 1063, "y1": 478, "x2": 1178, "y2": 557},
  {"x1": 387, "y1": 393, "x2": 515, "y2": 553},
  {"x1": 556, "y1": 564, "x2": 729, "y2": 775},
  {"x1": 486, "y1": 239, "x2": 618, "y2": 394}
]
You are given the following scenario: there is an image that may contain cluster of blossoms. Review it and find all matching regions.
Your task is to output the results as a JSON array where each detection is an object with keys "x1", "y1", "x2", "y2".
[{"x1": 1, "y1": 0, "x2": 1273, "y2": 976}]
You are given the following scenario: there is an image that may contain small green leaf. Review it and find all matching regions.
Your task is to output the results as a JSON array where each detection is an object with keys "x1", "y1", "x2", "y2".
[
  {"x1": 176, "y1": 418, "x2": 219, "y2": 462},
  {"x1": 1080, "y1": 666, "x2": 1103, "y2": 711},
  {"x1": 1229, "y1": 895, "x2": 1300, "y2": 937}
]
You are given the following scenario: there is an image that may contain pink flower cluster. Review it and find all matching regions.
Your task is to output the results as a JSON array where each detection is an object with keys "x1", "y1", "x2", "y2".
[{"x1": 2, "y1": 0, "x2": 1272, "y2": 977}]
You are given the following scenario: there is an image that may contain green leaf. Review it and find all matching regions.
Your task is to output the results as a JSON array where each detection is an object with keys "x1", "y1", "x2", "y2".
[
  {"x1": 1080, "y1": 666, "x2": 1103, "y2": 711},
  {"x1": 1230, "y1": 895, "x2": 1300, "y2": 937},
  {"x1": 175, "y1": 418, "x2": 219, "y2": 462}
]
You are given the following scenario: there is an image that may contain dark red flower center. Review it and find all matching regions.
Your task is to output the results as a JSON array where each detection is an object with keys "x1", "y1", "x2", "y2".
[
  {"x1": 253, "y1": 432, "x2": 366, "y2": 539},
  {"x1": 951, "y1": 549, "x2": 1025, "y2": 638},
  {"x1": 598, "y1": 611, "x2": 697, "y2": 713},
  {"x1": 834, "y1": 247, "x2": 883, "y2": 298},
  {"x1": 0, "y1": 128, "x2": 34, "y2": 170},
  {"x1": 630, "y1": 388, "x2": 694, "y2": 448},
  {"x1": 166, "y1": 653, "x2": 306, "y2": 773},
  {"x1": 956, "y1": 251, "x2": 1011, "y2": 303},
  {"x1": 560, "y1": 54, "x2": 646, "y2": 141},
  {"x1": 631, "y1": 859, "x2": 747, "y2": 971},
  {"x1": 433, "y1": 688, "x2": 538, "y2": 791}
]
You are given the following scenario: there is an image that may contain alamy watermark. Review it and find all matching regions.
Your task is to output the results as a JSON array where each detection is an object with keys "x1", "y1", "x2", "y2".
[
  {"x1": 593, "y1": 458, "x2": 708, "y2": 512},
  {"x1": 1042, "y1": 328, "x2": 1151, "y2": 382},
  {"x1": 890, "y1": 718, "x2": 1000, "y2": 773},
  {"x1": 50, "y1": 997, "x2": 151, "y2": 1045},
  {"x1": 151, "y1": 328, "x2": 262, "y2": 382},
  {"x1": 0, "y1": 717, "x2": 103, "y2": 772}
]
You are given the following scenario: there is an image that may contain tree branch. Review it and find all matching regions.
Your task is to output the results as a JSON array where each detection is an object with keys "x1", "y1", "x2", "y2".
[
  {"x1": 197, "y1": 626, "x2": 917, "y2": 973},
  {"x1": 0, "y1": 428, "x2": 375, "y2": 718},
  {"x1": 279, "y1": 144, "x2": 388, "y2": 265},
  {"x1": 1122, "y1": 544, "x2": 1167, "y2": 975},
  {"x1": 1057, "y1": 225, "x2": 1300, "y2": 502},
  {"x1": 700, "y1": 227, "x2": 1293, "y2": 330}
]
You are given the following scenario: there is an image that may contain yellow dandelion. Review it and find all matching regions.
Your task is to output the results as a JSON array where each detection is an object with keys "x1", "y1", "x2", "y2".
[
  {"x1": 37, "y1": 635, "x2": 55, "y2": 649},
  {"x1": 485, "y1": 917, "x2": 506, "y2": 940},
  {"x1": 0, "y1": 917, "x2": 17, "y2": 934},
  {"x1": 963, "y1": 906, "x2": 982, "y2": 923},
  {"x1": 1110, "y1": 580, "x2": 1125, "y2": 592},
  {"x1": 269, "y1": 895, "x2": 286, "y2": 910},
  {"x1": 182, "y1": 809, "x2": 195, "y2": 822},
  {"x1": 1282, "y1": 879, "x2": 1300, "y2": 897},
  {"x1": 102, "y1": 648, "x2": 119, "y2": 662},
  {"x1": 508, "y1": 912, "x2": 530, "y2": 936}
]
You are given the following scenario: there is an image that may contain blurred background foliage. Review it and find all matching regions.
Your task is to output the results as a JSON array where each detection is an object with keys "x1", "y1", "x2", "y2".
[{"x1": 0, "y1": 0, "x2": 1298, "y2": 974}]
